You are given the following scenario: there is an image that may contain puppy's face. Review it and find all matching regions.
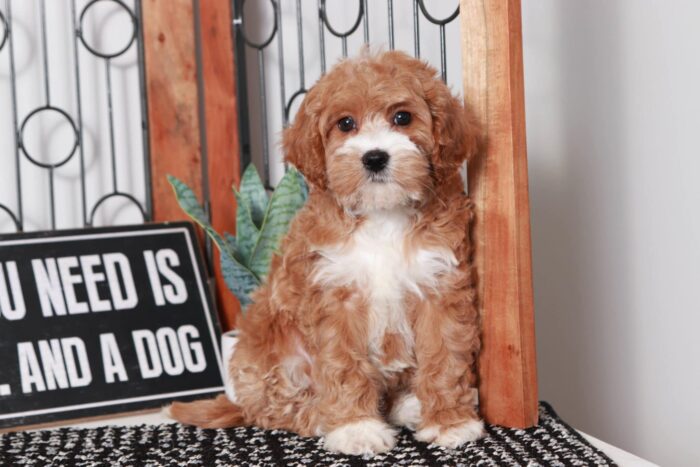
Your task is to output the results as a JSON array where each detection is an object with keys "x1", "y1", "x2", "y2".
[
  {"x1": 284, "y1": 51, "x2": 477, "y2": 214},
  {"x1": 321, "y1": 83, "x2": 434, "y2": 213}
]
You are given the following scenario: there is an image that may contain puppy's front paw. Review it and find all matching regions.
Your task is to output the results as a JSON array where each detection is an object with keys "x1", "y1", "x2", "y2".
[
  {"x1": 324, "y1": 419, "x2": 397, "y2": 457},
  {"x1": 415, "y1": 419, "x2": 485, "y2": 449}
]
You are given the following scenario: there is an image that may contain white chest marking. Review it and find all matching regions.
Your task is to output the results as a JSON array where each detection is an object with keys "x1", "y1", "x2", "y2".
[{"x1": 311, "y1": 209, "x2": 457, "y2": 365}]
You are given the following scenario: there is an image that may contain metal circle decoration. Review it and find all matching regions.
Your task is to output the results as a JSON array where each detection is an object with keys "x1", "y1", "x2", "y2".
[
  {"x1": 88, "y1": 192, "x2": 147, "y2": 226},
  {"x1": 0, "y1": 204, "x2": 21, "y2": 232},
  {"x1": 19, "y1": 106, "x2": 80, "y2": 169},
  {"x1": 417, "y1": 0, "x2": 459, "y2": 25},
  {"x1": 0, "y1": 10, "x2": 8, "y2": 51},
  {"x1": 320, "y1": 0, "x2": 364, "y2": 38},
  {"x1": 284, "y1": 88, "x2": 307, "y2": 122},
  {"x1": 238, "y1": 0, "x2": 278, "y2": 49},
  {"x1": 78, "y1": 0, "x2": 137, "y2": 59}
]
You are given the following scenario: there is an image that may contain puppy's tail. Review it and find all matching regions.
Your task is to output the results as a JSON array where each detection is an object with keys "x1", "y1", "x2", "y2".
[{"x1": 167, "y1": 394, "x2": 246, "y2": 429}]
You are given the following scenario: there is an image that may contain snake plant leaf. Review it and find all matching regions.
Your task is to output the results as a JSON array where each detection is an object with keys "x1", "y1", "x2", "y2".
[
  {"x1": 167, "y1": 175, "x2": 230, "y2": 256},
  {"x1": 168, "y1": 175, "x2": 259, "y2": 308},
  {"x1": 223, "y1": 232, "x2": 248, "y2": 266},
  {"x1": 239, "y1": 164, "x2": 269, "y2": 229},
  {"x1": 219, "y1": 247, "x2": 259, "y2": 308},
  {"x1": 232, "y1": 188, "x2": 259, "y2": 265},
  {"x1": 248, "y1": 168, "x2": 307, "y2": 279},
  {"x1": 298, "y1": 172, "x2": 309, "y2": 202}
]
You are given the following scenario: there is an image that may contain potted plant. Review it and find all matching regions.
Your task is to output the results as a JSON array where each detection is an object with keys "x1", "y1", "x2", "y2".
[{"x1": 168, "y1": 165, "x2": 307, "y2": 400}]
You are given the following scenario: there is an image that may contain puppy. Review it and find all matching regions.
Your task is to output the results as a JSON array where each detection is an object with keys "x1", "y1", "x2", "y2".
[{"x1": 170, "y1": 50, "x2": 484, "y2": 457}]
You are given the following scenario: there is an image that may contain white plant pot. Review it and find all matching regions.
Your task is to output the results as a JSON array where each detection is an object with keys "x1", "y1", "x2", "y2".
[{"x1": 220, "y1": 330, "x2": 240, "y2": 403}]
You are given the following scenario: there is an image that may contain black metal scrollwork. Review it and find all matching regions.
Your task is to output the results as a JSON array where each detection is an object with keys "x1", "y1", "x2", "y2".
[
  {"x1": 322, "y1": 0, "x2": 363, "y2": 57},
  {"x1": 75, "y1": 0, "x2": 150, "y2": 227},
  {"x1": 0, "y1": 9, "x2": 8, "y2": 51},
  {"x1": 239, "y1": 0, "x2": 278, "y2": 49},
  {"x1": 78, "y1": 0, "x2": 138, "y2": 59},
  {"x1": 0, "y1": 0, "x2": 151, "y2": 232},
  {"x1": 19, "y1": 106, "x2": 80, "y2": 169},
  {"x1": 0, "y1": 4, "x2": 19, "y2": 232},
  {"x1": 417, "y1": 0, "x2": 459, "y2": 25}
]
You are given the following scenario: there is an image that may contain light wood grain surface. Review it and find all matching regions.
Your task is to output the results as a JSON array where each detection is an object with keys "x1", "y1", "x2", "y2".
[
  {"x1": 142, "y1": 0, "x2": 241, "y2": 330},
  {"x1": 198, "y1": 0, "x2": 242, "y2": 330},
  {"x1": 461, "y1": 0, "x2": 539, "y2": 428}
]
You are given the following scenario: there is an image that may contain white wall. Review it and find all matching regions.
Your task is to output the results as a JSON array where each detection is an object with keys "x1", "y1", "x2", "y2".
[{"x1": 522, "y1": 2, "x2": 700, "y2": 466}]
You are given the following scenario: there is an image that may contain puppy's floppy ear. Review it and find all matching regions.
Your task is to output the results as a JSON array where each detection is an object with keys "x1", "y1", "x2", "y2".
[
  {"x1": 283, "y1": 87, "x2": 327, "y2": 190},
  {"x1": 423, "y1": 73, "x2": 480, "y2": 179}
]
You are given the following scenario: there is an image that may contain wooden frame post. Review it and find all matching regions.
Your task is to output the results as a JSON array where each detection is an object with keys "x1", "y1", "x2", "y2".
[
  {"x1": 142, "y1": 0, "x2": 242, "y2": 330},
  {"x1": 198, "y1": 0, "x2": 242, "y2": 331},
  {"x1": 460, "y1": 0, "x2": 539, "y2": 427}
]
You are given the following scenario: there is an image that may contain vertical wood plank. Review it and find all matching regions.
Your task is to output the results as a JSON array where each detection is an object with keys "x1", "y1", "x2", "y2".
[
  {"x1": 460, "y1": 0, "x2": 539, "y2": 427},
  {"x1": 142, "y1": 0, "x2": 202, "y2": 222},
  {"x1": 198, "y1": 0, "x2": 242, "y2": 330},
  {"x1": 142, "y1": 0, "x2": 242, "y2": 330}
]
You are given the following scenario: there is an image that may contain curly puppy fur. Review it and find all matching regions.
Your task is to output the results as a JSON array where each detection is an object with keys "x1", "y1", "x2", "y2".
[{"x1": 169, "y1": 50, "x2": 483, "y2": 456}]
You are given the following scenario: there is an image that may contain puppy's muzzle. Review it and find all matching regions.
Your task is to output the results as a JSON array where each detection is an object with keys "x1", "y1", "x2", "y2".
[{"x1": 362, "y1": 150, "x2": 389, "y2": 173}]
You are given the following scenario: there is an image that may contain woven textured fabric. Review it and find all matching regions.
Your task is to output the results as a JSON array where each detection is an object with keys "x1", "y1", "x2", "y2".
[{"x1": 0, "y1": 402, "x2": 615, "y2": 466}]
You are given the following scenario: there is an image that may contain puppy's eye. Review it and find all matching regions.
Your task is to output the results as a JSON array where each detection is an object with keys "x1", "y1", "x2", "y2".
[
  {"x1": 393, "y1": 111, "x2": 412, "y2": 126},
  {"x1": 337, "y1": 116, "x2": 356, "y2": 132}
]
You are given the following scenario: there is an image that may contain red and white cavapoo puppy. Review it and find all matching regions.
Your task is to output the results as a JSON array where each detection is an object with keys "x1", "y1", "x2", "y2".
[{"x1": 170, "y1": 50, "x2": 483, "y2": 457}]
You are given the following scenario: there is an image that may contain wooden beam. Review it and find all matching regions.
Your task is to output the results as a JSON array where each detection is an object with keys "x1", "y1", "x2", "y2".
[
  {"x1": 198, "y1": 0, "x2": 242, "y2": 330},
  {"x1": 142, "y1": 0, "x2": 202, "y2": 223},
  {"x1": 460, "y1": 0, "x2": 539, "y2": 427},
  {"x1": 142, "y1": 0, "x2": 242, "y2": 330}
]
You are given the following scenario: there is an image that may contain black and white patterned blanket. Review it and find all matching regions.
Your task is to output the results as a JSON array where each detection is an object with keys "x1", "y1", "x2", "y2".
[{"x1": 0, "y1": 402, "x2": 615, "y2": 466}]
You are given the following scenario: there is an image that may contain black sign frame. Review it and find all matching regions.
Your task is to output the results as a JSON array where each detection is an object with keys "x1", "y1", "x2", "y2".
[{"x1": 0, "y1": 222, "x2": 224, "y2": 429}]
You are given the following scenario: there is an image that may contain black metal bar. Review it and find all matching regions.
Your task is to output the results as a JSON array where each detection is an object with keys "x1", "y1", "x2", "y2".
[
  {"x1": 317, "y1": 0, "x2": 326, "y2": 74},
  {"x1": 232, "y1": 0, "x2": 251, "y2": 170},
  {"x1": 6, "y1": 0, "x2": 22, "y2": 231},
  {"x1": 105, "y1": 59, "x2": 118, "y2": 192},
  {"x1": 439, "y1": 24, "x2": 446, "y2": 82},
  {"x1": 257, "y1": 49, "x2": 270, "y2": 188},
  {"x1": 362, "y1": 0, "x2": 369, "y2": 44},
  {"x1": 135, "y1": 0, "x2": 153, "y2": 221},
  {"x1": 413, "y1": 0, "x2": 420, "y2": 58},
  {"x1": 295, "y1": 0, "x2": 305, "y2": 88},
  {"x1": 276, "y1": 0, "x2": 287, "y2": 126},
  {"x1": 39, "y1": 0, "x2": 51, "y2": 106},
  {"x1": 70, "y1": 0, "x2": 88, "y2": 226},
  {"x1": 387, "y1": 0, "x2": 394, "y2": 50},
  {"x1": 48, "y1": 168, "x2": 55, "y2": 229},
  {"x1": 192, "y1": 0, "x2": 213, "y2": 270}
]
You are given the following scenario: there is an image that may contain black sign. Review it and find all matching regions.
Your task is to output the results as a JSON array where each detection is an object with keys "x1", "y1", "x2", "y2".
[{"x1": 0, "y1": 222, "x2": 224, "y2": 429}]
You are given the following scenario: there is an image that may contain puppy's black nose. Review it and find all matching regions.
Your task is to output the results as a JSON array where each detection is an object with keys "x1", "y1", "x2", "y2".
[{"x1": 362, "y1": 150, "x2": 389, "y2": 173}]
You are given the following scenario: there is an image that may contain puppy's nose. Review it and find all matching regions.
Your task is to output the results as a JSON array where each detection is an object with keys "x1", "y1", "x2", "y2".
[{"x1": 362, "y1": 150, "x2": 389, "y2": 173}]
